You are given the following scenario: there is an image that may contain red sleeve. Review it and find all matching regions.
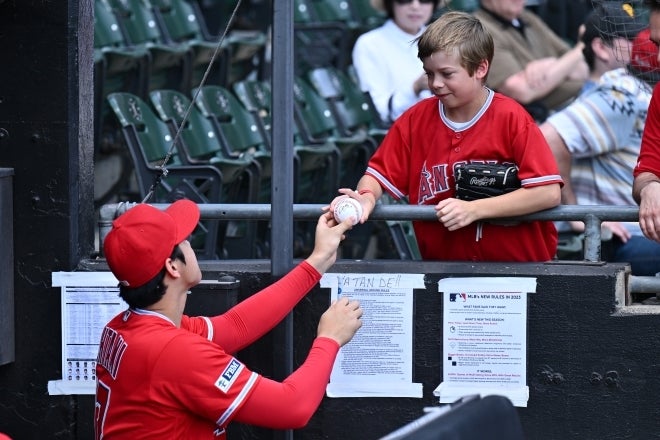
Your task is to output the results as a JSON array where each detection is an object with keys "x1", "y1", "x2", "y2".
[
  {"x1": 635, "y1": 83, "x2": 660, "y2": 177},
  {"x1": 210, "y1": 261, "x2": 321, "y2": 354},
  {"x1": 231, "y1": 337, "x2": 339, "y2": 429}
]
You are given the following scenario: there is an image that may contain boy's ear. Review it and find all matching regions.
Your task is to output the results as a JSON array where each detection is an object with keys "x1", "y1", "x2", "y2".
[{"x1": 475, "y1": 59, "x2": 489, "y2": 80}]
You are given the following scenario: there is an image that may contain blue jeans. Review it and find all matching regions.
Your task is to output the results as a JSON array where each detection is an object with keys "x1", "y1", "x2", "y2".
[{"x1": 611, "y1": 235, "x2": 660, "y2": 276}]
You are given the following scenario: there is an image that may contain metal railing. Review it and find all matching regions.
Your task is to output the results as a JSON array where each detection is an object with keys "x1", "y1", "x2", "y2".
[
  {"x1": 99, "y1": 203, "x2": 640, "y2": 262},
  {"x1": 98, "y1": 203, "x2": 660, "y2": 293}
]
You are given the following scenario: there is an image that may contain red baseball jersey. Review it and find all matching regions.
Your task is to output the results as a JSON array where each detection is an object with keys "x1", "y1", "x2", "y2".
[
  {"x1": 94, "y1": 261, "x2": 337, "y2": 439},
  {"x1": 634, "y1": 82, "x2": 660, "y2": 177},
  {"x1": 95, "y1": 309, "x2": 257, "y2": 438},
  {"x1": 366, "y1": 91, "x2": 562, "y2": 262}
]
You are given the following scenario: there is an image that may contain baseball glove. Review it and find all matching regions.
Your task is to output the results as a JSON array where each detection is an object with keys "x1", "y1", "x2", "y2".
[{"x1": 454, "y1": 163, "x2": 520, "y2": 201}]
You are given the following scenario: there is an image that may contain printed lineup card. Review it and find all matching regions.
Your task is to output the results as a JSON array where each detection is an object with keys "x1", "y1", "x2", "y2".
[
  {"x1": 320, "y1": 273, "x2": 425, "y2": 398},
  {"x1": 434, "y1": 277, "x2": 536, "y2": 407},
  {"x1": 49, "y1": 272, "x2": 126, "y2": 395}
]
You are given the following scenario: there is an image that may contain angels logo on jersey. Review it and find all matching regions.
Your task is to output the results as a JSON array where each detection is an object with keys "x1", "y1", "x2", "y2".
[{"x1": 215, "y1": 358, "x2": 244, "y2": 393}]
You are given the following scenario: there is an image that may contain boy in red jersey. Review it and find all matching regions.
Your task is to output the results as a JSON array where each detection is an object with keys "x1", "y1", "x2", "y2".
[
  {"x1": 329, "y1": 11, "x2": 562, "y2": 262},
  {"x1": 95, "y1": 199, "x2": 362, "y2": 439}
]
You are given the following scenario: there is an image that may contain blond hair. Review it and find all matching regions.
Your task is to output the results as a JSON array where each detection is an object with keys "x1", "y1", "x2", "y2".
[{"x1": 417, "y1": 11, "x2": 494, "y2": 79}]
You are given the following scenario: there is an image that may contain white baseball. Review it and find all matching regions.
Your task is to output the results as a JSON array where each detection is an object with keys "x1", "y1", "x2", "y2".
[{"x1": 333, "y1": 197, "x2": 363, "y2": 225}]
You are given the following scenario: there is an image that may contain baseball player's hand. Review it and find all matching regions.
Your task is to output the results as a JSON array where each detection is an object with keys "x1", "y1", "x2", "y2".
[
  {"x1": 435, "y1": 198, "x2": 479, "y2": 231},
  {"x1": 305, "y1": 211, "x2": 354, "y2": 274},
  {"x1": 638, "y1": 182, "x2": 660, "y2": 242},
  {"x1": 317, "y1": 297, "x2": 363, "y2": 347},
  {"x1": 324, "y1": 188, "x2": 374, "y2": 224}
]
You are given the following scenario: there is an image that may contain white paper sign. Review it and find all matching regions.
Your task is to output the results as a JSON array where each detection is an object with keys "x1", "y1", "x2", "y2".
[
  {"x1": 435, "y1": 277, "x2": 535, "y2": 407},
  {"x1": 320, "y1": 273, "x2": 425, "y2": 398},
  {"x1": 48, "y1": 272, "x2": 126, "y2": 395}
]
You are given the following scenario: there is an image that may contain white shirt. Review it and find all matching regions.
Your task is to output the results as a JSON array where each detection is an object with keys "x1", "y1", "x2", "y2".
[{"x1": 352, "y1": 19, "x2": 431, "y2": 123}]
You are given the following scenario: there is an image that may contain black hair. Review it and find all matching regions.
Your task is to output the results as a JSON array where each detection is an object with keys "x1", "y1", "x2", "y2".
[{"x1": 118, "y1": 244, "x2": 187, "y2": 309}]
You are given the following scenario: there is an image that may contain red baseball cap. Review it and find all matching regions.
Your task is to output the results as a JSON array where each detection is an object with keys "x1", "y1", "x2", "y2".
[
  {"x1": 631, "y1": 28, "x2": 660, "y2": 72},
  {"x1": 629, "y1": 28, "x2": 660, "y2": 85},
  {"x1": 103, "y1": 199, "x2": 200, "y2": 287}
]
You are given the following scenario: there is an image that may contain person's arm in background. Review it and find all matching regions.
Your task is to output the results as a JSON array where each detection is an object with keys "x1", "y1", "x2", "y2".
[
  {"x1": 499, "y1": 41, "x2": 587, "y2": 105},
  {"x1": 541, "y1": 121, "x2": 631, "y2": 240}
]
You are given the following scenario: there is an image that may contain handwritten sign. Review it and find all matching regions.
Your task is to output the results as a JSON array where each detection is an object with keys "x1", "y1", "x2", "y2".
[{"x1": 320, "y1": 273, "x2": 425, "y2": 398}]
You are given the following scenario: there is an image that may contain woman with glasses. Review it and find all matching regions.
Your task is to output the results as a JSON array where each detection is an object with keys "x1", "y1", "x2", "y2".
[{"x1": 352, "y1": 0, "x2": 443, "y2": 124}]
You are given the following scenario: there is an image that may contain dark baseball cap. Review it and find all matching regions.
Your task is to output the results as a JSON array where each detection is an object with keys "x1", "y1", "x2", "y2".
[{"x1": 582, "y1": 1, "x2": 648, "y2": 45}]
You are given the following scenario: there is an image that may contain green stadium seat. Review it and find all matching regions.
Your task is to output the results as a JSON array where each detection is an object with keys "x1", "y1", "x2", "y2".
[
  {"x1": 191, "y1": 85, "x2": 273, "y2": 203},
  {"x1": 187, "y1": 0, "x2": 269, "y2": 84},
  {"x1": 94, "y1": 0, "x2": 150, "y2": 149},
  {"x1": 293, "y1": 0, "x2": 353, "y2": 72},
  {"x1": 232, "y1": 79, "x2": 341, "y2": 203},
  {"x1": 106, "y1": 0, "x2": 193, "y2": 92},
  {"x1": 292, "y1": 75, "x2": 373, "y2": 189},
  {"x1": 106, "y1": 92, "x2": 224, "y2": 259},
  {"x1": 149, "y1": 0, "x2": 232, "y2": 88},
  {"x1": 348, "y1": 0, "x2": 387, "y2": 29},
  {"x1": 149, "y1": 89, "x2": 264, "y2": 258}
]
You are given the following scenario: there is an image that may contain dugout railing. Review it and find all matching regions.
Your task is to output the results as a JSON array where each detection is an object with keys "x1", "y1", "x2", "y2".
[{"x1": 98, "y1": 202, "x2": 660, "y2": 294}]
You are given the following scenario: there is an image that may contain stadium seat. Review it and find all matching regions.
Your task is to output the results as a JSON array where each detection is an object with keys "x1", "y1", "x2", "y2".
[
  {"x1": 446, "y1": 0, "x2": 479, "y2": 13},
  {"x1": 349, "y1": 0, "x2": 387, "y2": 29},
  {"x1": 306, "y1": 66, "x2": 387, "y2": 144},
  {"x1": 191, "y1": 85, "x2": 273, "y2": 202},
  {"x1": 106, "y1": 92, "x2": 224, "y2": 259},
  {"x1": 94, "y1": 0, "x2": 150, "y2": 149},
  {"x1": 292, "y1": 75, "x2": 374, "y2": 189},
  {"x1": 293, "y1": 0, "x2": 352, "y2": 73},
  {"x1": 232, "y1": 79, "x2": 341, "y2": 203},
  {"x1": 149, "y1": 0, "x2": 232, "y2": 88},
  {"x1": 187, "y1": 0, "x2": 269, "y2": 84},
  {"x1": 106, "y1": 0, "x2": 193, "y2": 93},
  {"x1": 148, "y1": 89, "x2": 264, "y2": 258}
]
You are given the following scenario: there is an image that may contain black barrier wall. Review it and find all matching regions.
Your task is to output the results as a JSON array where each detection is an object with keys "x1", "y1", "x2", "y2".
[{"x1": 40, "y1": 258, "x2": 652, "y2": 440}]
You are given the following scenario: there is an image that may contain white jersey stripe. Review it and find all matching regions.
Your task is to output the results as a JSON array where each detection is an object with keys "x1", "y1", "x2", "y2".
[{"x1": 216, "y1": 371, "x2": 259, "y2": 426}]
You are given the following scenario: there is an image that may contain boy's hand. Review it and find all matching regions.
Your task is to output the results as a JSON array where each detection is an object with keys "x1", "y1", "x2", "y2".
[{"x1": 435, "y1": 198, "x2": 479, "y2": 231}]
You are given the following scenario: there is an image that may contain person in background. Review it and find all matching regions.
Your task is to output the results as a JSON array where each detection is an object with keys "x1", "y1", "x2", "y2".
[
  {"x1": 634, "y1": 0, "x2": 660, "y2": 243},
  {"x1": 95, "y1": 200, "x2": 363, "y2": 439},
  {"x1": 329, "y1": 11, "x2": 562, "y2": 263},
  {"x1": 473, "y1": 0, "x2": 589, "y2": 122},
  {"x1": 540, "y1": 2, "x2": 660, "y2": 276},
  {"x1": 352, "y1": 0, "x2": 443, "y2": 124}
]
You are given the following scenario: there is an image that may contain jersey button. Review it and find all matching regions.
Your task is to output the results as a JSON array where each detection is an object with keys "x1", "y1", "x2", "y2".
[
  {"x1": 455, "y1": 133, "x2": 462, "y2": 139},
  {"x1": 454, "y1": 147, "x2": 460, "y2": 152}
]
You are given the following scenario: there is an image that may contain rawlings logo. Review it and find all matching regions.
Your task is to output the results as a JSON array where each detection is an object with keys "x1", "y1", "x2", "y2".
[{"x1": 469, "y1": 176, "x2": 497, "y2": 187}]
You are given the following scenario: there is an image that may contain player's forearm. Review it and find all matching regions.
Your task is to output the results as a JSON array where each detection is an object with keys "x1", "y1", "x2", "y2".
[
  {"x1": 233, "y1": 337, "x2": 339, "y2": 428},
  {"x1": 210, "y1": 262, "x2": 320, "y2": 352},
  {"x1": 633, "y1": 172, "x2": 660, "y2": 204}
]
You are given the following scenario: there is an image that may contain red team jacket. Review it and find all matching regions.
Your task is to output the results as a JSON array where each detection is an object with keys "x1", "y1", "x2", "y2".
[
  {"x1": 95, "y1": 262, "x2": 339, "y2": 439},
  {"x1": 366, "y1": 91, "x2": 562, "y2": 262}
]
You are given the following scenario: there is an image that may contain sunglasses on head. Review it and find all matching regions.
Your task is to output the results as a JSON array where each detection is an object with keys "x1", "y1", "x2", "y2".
[{"x1": 394, "y1": 0, "x2": 435, "y2": 4}]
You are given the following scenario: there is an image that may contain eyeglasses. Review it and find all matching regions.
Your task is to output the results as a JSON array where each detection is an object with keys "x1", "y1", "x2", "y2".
[{"x1": 394, "y1": 0, "x2": 435, "y2": 4}]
